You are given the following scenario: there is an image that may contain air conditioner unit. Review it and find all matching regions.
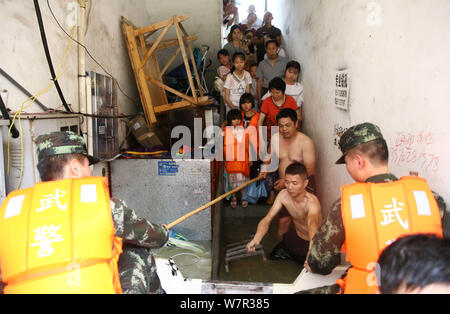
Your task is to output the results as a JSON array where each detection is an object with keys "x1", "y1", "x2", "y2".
[{"x1": 0, "y1": 114, "x2": 81, "y2": 195}]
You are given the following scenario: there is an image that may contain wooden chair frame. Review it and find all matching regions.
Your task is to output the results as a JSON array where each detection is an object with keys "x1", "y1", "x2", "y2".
[{"x1": 121, "y1": 15, "x2": 209, "y2": 125}]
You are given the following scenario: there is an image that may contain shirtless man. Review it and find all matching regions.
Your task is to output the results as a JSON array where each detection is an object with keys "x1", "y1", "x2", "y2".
[
  {"x1": 247, "y1": 162, "x2": 322, "y2": 264},
  {"x1": 261, "y1": 108, "x2": 316, "y2": 244},
  {"x1": 268, "y1": 108, "x2": 316, "y2": 191}
]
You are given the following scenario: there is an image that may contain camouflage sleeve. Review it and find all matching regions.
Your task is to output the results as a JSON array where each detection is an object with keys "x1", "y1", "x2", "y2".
[
  {"x1": 432, "y1": 190, "x2": 447, "y2": 222},
  {"x1": 307, "y1": 199, "x2": 345, "y2": 275},
  {"x1": 110, "y1": 198, "x2": 169, "y2": 249}
]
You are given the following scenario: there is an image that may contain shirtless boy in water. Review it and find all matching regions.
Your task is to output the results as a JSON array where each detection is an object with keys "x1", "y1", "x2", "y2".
[{"x1": 247, "y1": 162, "x2": 322, "y2": 264}]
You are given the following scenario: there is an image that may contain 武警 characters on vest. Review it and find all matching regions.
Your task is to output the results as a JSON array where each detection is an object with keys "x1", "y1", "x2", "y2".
[
  {"x1": 302, "y1": 123, "x2": 444, "y2": 295},
  {"x1": 0, "y1": 131, "x2": 168, "y2": 294}
]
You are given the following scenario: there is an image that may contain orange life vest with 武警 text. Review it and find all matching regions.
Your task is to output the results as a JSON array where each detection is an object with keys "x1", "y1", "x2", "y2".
[
  {"x1": 339, "y1": 176, "x2": 443, "y2": 294},
  {"x1": 0, "y1": 177, "x2": 123, "y2": 294}
]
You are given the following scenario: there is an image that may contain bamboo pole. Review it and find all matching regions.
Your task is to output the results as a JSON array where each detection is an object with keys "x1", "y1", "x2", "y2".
[{"x1": 167, "y1": 175, "x2": 264, "y2": 230}]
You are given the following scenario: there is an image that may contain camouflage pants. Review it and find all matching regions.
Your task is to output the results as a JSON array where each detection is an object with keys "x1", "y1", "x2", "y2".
[
  {"x1": 118, "y1": 246, "x2": 165, "y2": 294},
  {"x1": 296, "y1": 284, "x2": 341, "y2": 294}
]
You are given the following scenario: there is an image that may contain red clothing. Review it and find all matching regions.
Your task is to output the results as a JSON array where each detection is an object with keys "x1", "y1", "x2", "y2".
[{"x1": 260, "y1": 95, "x2": 298, "y2": 140}]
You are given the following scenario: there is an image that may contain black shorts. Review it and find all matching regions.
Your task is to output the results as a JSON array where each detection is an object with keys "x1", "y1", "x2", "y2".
[{"x1": 282, "y1": 223, "x2": 310, "y2": 264}]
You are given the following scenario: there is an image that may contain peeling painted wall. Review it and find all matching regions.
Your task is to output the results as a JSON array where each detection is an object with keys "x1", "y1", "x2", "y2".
[{"x1": 270, "y1": 0, "x2": 450, "y2": 223}]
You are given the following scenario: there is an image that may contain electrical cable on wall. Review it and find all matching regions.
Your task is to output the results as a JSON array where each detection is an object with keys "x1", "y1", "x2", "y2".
[
  {"x1": 0, "y1": 95, "x2": 19, "y2": 138},
  {"x1": 7, "y1": 24, "x2": 77, "y2": 190},
  {"x1": 46, "y1": 0, "x2": 140, "y2": 109},
  {"x1": 0, "y1": 68, "x2": 49, "y2": 112},
  {"x1": 33, "y1": 0, "x2": 72, "y2": 113}
]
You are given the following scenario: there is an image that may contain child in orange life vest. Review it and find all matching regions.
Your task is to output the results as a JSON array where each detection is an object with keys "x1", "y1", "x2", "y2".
[{"x1": 223, "y1": 109, "x2": 252, "y2": 208}]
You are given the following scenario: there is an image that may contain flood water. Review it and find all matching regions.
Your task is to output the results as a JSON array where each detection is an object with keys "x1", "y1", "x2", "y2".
[{"x1": 218, "y1": 202, "x2": 302, "y2": 284}]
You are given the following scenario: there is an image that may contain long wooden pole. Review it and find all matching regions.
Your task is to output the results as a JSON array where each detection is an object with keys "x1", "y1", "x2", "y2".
[{"x1": 167, "y1": 175, "x2": 264, "y2": 229}]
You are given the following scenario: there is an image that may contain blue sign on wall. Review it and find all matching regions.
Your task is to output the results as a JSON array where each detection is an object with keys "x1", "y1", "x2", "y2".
[{"x1": 158, "y1": 161, "x2": 179, "y2": 176}]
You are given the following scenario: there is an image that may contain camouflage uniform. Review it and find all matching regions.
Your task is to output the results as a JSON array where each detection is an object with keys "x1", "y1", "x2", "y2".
[
  {"x1": 111, "y1": 198, "x2": 168, "y2": 294},
  {"x1": 0, "y1": 131, "x2": 168, "y2": 294},
  {"x1": 301, "y1": 123, "x2": 446, "y2": 294}
]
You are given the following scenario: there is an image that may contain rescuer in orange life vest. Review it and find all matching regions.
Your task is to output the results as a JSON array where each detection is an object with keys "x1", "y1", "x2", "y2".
[
  {"x1": 300, "y1": 122, "x2": 446, "y2": 294},
  {"x1": 0, "y1": 131, "x2": 169, "y2": 294}
]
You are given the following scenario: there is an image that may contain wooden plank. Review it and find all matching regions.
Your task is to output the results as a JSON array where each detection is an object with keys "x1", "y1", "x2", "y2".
[
  {"x1": 184, "y1": 37, "x2": 204, "y2": 97},
  {"x1": 179, "y1": 23, "x2": 203, "y2": 97},
  {"x1": 121, "y1": 17, "x2": 153, "y2": 122},
  {"x1": 174, "y1": 16, "x2": 197, "y2": 103},
  {"x1": 143, "y1": 30, "x2": 157, "y2": 40},
  {"x1": 150, "y1": 35, "x2": 198, "y2": 52},
  {"x1": 121, "y1": 18, "x2": 151, "y2": 122},
  {"x1": 124, "y1": 24, "x2": 157, "y2": 124},
  {"x1": 153, "y1": 97, "x2": 210, "y2": 114},
  {"x1": 151, "y1": 53, "x2": 169, "y2": 105},
  {"x1": 140, "y1": 22, "x2": 172, "y2": 69},
  {"x1": 134, "y1": 14, "x2": 189, "y2": 37},
  {"x1": 159, "y1": 46, "x2": 181, "y2": 78},
  {"x1": 153, "y1": 100, "x2": 193, "y2": 113},
  {"x1": 147, "y1": 76, "x2": 195, "y2": 104},
  {"x1": 139, "y1": 34, "x2": 167, "y2": 109},
  {"x1": 122, "y1": 15, "x2": 205, "y2": 123}
]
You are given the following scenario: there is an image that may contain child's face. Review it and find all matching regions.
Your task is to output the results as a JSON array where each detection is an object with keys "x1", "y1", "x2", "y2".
[
  {"x1": 250, "y1": 66, "x2": 258, "y2": 78},
  {"x1": 233, "y1": 57, "x2": 245, "y2": 72},
  {"x1": 241, "y1": 102, "x2": 253, "y2": 113},
  {"x1": 285, "y1": 68, "x2": 299, "y2": 84},
  {"x1": 219, "y1": 54, "x2": 230, "y2": 66},
  {"x1": 231, "y1": 119, "x2": 242, "y2": 127}
]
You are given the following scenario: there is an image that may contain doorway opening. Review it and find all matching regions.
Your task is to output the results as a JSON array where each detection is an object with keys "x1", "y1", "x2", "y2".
[{"x1": 222, "y1": 0, "x2": 268, "y2": 45}]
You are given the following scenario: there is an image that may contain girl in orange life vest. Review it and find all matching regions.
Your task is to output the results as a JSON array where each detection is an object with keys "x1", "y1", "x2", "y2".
[{"x1": 223, "y1": 109, "x2": 252, "y2": 208}]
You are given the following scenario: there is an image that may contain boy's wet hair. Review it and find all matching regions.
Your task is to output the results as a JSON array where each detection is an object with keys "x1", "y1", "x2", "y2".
[
  {"x1": 217, "y1": 49, "x2": 229, "y2": 59},
  {"x1": 239, "y1": 93, "x2": 255, "y2": 110},
  {"x1": 276, "y1": 108, "x2": 298, "y2": 124},
  {"x1": 269, "y1": 77, "x2": 286, "y2": 93},
  {"x1": 286, "y1": 60, "x2": 301, "y2": 75},
  {"x1": 226, "y1": 109, "x2": 242, "y2": 125},
  {"x1": 285, "y1": 162, "x2": 308, "y2": 180}
]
